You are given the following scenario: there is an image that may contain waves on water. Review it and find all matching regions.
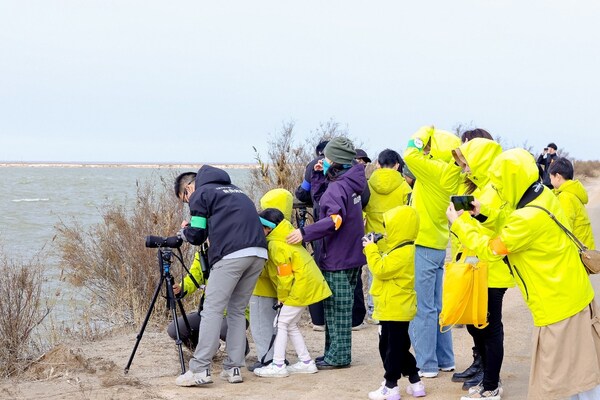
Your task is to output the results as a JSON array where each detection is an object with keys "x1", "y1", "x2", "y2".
[{"x1": 12, "y1": 198, "x2": 50, "y2": 202}]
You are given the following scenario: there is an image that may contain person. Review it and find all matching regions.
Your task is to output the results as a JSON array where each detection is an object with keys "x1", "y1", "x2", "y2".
[
  {"x1": 247, "y1": 188, "x2": 294, "y2": 371},
  {"x1": 451, "y1": 138, "x2": 516, "y2": 398},
  {"x1": 363, "y1": 205, "x2": 426, "y2": 400},
  {"x1": 549, "y1": 157, "x2": 595, "y2": 249},
  {"x1": 253, "y1": 208, "x2": 332, "y2": 378},
  {"x1": 363, "y1": 149, "x2": 412, "y2": 324},
  {"x1": 404, "y1": 126, "x2": 461, "y2": 378},
  {"x1": 287, "y1": 137, "x2": 367, "y2": 369},
  {"x1": 167, "y1": 251, "x2": 251, "y2": 355},
  {"x1": 447, "y1": 148, "x2": 600, "y2": 400},
  {"x1": 351, "y1": 148, "x2": 372, "y2": 331},
  {"x1": 355, "y1": 148, "x2": 372, "y2": 165},
  {"x1": 173, "y1": 166, "x2": 267, "y2": 387},
  {"x1": 294, "y1": 140, "x2": 329, "y2": 332},
  {"x1": 536, "y1": 142, "x2": 558, "y2": 188}
]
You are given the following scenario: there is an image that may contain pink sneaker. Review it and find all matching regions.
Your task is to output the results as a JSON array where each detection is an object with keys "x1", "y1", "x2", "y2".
[{"x1": 406, "y1": 381, "x2": 426, "y2": 397}]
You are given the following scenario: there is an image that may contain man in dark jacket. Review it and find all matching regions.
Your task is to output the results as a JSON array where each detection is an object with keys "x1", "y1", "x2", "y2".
[
  {"x1": 536, "y1": 142, "x2": 558, "y2": 188},
  {"x1": 287, "y1": 137, "x2": 367, "y2": 369},
  {"x1": 174, "y1": 165, "x2": 267, "y2": 387}
]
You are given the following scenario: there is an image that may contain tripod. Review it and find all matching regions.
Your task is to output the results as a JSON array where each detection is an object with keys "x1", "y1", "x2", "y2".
[{"x1": 124, "y1": 248, "x2": 192, "y2": 374}]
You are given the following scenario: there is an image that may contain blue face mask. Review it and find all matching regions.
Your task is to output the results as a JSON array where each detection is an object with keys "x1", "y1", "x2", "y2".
[{"x1": 322, "y1": 159, "x2": 331, "y2": 176}]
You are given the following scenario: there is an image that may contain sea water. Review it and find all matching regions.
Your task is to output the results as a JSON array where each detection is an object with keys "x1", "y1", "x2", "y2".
[{"x1": 0, "y1": 166, "x2": 251, "y2": 322}]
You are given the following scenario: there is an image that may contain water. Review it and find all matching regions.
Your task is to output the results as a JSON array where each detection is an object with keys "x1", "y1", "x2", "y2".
[{"x1": 0, "y1": 166, "x2": 251, "y2": 321}]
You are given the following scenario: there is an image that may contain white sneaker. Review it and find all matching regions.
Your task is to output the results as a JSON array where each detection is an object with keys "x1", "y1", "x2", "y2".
[
  {"x1": 312, "y1": 324, "x2": 325, "y2": 331},
  {"x1": 253, "y1": 362, "x2": 290, "y2": 378},
  {"x1": 469, "y1": 383, "x2": 503, "y2": 396},
  {"x1": 406, "y1": 380, "x2": 426, "y2": 397},
  {"x1": 440, "y1": 365, "x2": 455, "y2": 372},
  {"x1": 220, "y1": 367, "x2": 243, "y2": 383},
  {"x1": 460, "y1": 386, "x2": 502, "y2": 399},
  {"x1": 352, "y1": 322, "x2": 368, "y2": 331},
  {"x1": 175, "y1": 369, "x2": 213, "y2": 386},
  {"x1": 287, "y1": 360, "x2": 318, "y2": 374},
  {"x1": 418, "y1": 370, "x2": 438, "y2": 378},
  {"x1": 368, "y1": 382, "x2": 401, "y2": 400}
]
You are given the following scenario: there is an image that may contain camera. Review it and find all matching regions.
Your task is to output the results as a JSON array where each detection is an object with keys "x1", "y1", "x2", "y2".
[
  {"x1": 363, "y1": 232, "x2": 384, "y2": 243},
  {"x1": 145, "y1": 235, "x2": 183, "y2": 249}
]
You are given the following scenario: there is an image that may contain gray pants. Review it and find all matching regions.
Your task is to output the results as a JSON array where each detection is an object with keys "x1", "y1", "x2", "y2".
[
  {"x1": 189, "y1": 255, "x2": 264, "y2": 372},
  {"x1": 249, "y1": 295, "x2": 277, "y2": 362}
]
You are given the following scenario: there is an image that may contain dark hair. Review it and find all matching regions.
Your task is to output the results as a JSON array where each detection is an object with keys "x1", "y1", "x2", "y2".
[
  {"x1": 326, "y1": 161, "x2": 351, "y2": 180},
  {"x1": 174, "y1": 172, "x2": 197, "y2": 198},
  {"x1": 461, "y1": 129, "x2": 493, "y2": 142},
  {"x1": 377, "y1": 149, "x2": 404, "y2": 171},
  {"x1": 548, "y1": 157, "x2": 573, "y2": 180},
  {"x1": 547, "y1": 142, "x2": 558, "y2": 151},
  {"x1": 259, "y1": 208, "x2": 285, "y2": 226},
  {"x1": 316, "y1": 141, "x2": 329, "y2": 157}
]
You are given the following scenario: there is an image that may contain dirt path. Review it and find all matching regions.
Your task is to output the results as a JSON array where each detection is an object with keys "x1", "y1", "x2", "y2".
[{"x1": 3, "y1": 177, "x2": 600, "y2": 400}]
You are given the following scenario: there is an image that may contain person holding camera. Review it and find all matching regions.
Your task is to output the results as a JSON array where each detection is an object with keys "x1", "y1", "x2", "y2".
[
  {"x1": 253, "y1": 208, "x2": 332, "y2": 378},
  {"x1": 363, "y1": 205, "x2": 425, "y2": 399},
  {"x1": 536, "y1": 142, "x2": 558, "y2": 188},
  {"x1": 173, "y1": 165, "x2": 267, "y2": 387},
  {"x1": 287, "y1": 137, "x2": 367, "y2": 369}
]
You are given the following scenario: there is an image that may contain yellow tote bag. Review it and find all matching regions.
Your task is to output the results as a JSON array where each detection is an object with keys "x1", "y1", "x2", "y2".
[{"x1": 439, "y1": 253, "x2": 488, "y2": 332}]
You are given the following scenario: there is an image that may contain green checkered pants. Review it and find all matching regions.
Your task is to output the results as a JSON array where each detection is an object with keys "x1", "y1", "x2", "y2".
[{"x1": 322, "y1": 267, "x2": 360, "y2": 365}]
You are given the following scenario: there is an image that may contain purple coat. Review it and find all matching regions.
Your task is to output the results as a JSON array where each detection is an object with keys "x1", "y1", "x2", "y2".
[{"x1": 302, "y1": 164, "x2": 367, "y2": 271}]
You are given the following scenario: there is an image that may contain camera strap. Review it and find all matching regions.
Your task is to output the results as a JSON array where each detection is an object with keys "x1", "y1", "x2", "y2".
[{"x1": 386, "y1": 241, "x2": 415, "y2": 255}]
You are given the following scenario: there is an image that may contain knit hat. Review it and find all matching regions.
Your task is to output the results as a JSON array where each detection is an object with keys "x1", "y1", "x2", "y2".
[{"x1": 324, "y1": 137, "x2": 356, "y2": 165}]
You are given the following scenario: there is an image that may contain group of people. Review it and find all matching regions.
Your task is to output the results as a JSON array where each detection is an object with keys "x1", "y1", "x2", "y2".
[{"x1": 166, "y1": 127, "x2": 599, "y2": 400}]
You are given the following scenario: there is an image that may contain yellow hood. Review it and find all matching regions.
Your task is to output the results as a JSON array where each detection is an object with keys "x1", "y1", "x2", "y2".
[
  {"x1": 458, "y1": 138, "x2": 503, "y2": 188},
  {"x1": 369, "y1": 168, "x2": 404, "y2": 195},
  {"x1": 489, "y1": 148, "x2": 540, "y2": 208},
  {"x1": 383, "y1": 205, "x2": 419, "y2": 248},
  {"x1": 260, "y1": 188, "x2": 294, "y2": 221},
  {"x1": 430, "y1": 129, "x2": 462, "y2": 163}
]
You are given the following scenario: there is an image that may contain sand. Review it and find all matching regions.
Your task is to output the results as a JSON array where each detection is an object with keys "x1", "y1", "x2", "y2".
[{"x1": 2, "y1": 177, "x2": 600, "y2": 400}]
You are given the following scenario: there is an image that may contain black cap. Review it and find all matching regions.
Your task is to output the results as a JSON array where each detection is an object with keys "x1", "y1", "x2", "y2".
[
  {"x1": 547, "y1": 143, "x2": 557, "y2": 150},
  {"x1": 355, "y1": 148, "x2": 371, "y2": 163}
]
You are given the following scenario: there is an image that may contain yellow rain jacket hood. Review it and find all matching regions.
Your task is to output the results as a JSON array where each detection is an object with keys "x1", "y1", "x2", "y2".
[
  {"x1": 260, "y1": 189, "x2": 294, "y2": 221},
  {"x1": 457, "y1": 138, "x2": 503, "y2": 189},
  {"x1": 265, "y1": 219, "x2": 332, "y2": 306},
  {"x1": 404, "y1": 126, "x2": 462, "y2": 249},
  {"x1": 253, "y1": 188, "x2": 294, "y2": 298},
  {"x1": 451, "y1": 148, "x2": 594, "y2": 326},
  {"x1": 554, "y1": 180, "x2": 595, "y2": 249},
  {"x1": 364, "y1": 168, "x2": 412, "y2": 252},
  {"x1": 364, "y1": 205, "x2": 419, "y2": 321}
]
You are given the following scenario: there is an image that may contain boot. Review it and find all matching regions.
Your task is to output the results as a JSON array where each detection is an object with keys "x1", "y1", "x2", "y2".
[
  {"x1": 452, "y1": 347, "x2": 482, "y2": 382},
  {"x1": 462, "y1": 369, "x2": 484, "y2": 391}
]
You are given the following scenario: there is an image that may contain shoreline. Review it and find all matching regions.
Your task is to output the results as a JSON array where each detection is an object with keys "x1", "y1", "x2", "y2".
[{"x1": 0, "y1": 162, "x2": 258, "y2": 169}]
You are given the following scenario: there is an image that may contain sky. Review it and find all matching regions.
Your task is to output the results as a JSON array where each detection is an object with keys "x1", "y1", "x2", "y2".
[{"x1": 1, "y1": 1, "x2": 599, "y2": 163}]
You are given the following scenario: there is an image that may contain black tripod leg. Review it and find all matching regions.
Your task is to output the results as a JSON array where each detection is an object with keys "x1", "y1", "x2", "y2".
[
  {"x1": 166, "y1": 274, "x2": 186, "y2": 374},
  {"x1": 124, "y1": 274, "x2": 165, "y2": 374}
]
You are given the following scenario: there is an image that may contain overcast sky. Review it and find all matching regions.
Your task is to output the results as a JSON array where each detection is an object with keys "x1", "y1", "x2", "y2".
[{"x1": 1, "y1": 1, "x2": 598, "y2": 163}]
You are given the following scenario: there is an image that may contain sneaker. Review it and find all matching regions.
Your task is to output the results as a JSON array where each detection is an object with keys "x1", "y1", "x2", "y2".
[
  {"x1": 253, "y1": 362, "x2": 290, "y2": 378},
  {"x1": 175, "y1": 369, "x2": 213, "y2": 386},
  {"x1": 312, "y1": 324, "x2": 325, "y2": 331},
  {"x1": 367, "y1": 317, "x2": 380, "y2": 325},
  {"x1": 469, "y1": 383, "x2": 503, "y2": 396},
  {"x1": 406, "y1": 381, "x2": 426, "y2": 397},
  {"x1": 368, "y1": 382, "x2": 401, "y2": 400},
  {"x1": 440, "y1": 365, "x2": 456, "y2": 372},
  {"x1": 352, "y1": 322, "x2": 368, "y2": 331},
  {"x1": 460, "y1": 387, "x2": 501, "y2": 400},
  {"x1": 418, "y1": 370, "x2": 438, "y2": 378},
  {"x1": 287, "y1": 360, "x2": 318, "y2": 374},
  {"x1": 220, "y1": 367, "x2": 243, "y2": 383}
]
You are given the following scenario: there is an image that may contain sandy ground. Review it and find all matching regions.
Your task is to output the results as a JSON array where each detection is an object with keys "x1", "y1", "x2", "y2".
[{"x1": 2, "y1": 178, "x2": 600, "y2": 400}]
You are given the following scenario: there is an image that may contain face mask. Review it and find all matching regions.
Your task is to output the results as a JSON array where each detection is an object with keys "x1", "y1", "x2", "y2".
[{"x1": 322, "y1": 159, "x2": 331, "y2": 176}]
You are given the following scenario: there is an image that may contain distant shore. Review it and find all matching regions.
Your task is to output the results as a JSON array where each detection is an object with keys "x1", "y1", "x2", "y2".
[{"x1": 0, "y1": 162, "x2": 258, "y2": 169}]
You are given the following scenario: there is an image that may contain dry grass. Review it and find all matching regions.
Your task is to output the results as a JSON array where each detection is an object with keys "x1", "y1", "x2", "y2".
[
  {"x1": 574, "y1": 160, "x2": 600, "y2": 179},
  {"x1": 0, "y1": 251, "x2": 51, "y2": 377},
  {"x1": 55, "y1": 175, "x2": 195, "y2": 329}
]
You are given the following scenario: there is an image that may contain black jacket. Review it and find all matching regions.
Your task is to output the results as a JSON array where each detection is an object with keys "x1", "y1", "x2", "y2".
[{"x1": 183, "y1": 165, "x2": 267, "y2": 265}]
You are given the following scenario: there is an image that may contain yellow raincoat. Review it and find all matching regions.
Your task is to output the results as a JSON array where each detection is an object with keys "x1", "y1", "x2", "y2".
[{"x1": 554, "y1": 179, "x2": 595, "y2": 249}]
